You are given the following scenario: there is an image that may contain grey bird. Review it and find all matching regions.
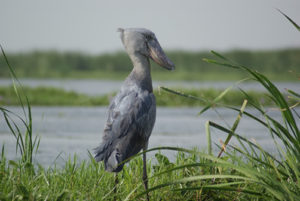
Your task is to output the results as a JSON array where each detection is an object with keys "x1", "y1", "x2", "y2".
[{"x1": 94, "y1": 28, "x2": 174, "y2": 200}]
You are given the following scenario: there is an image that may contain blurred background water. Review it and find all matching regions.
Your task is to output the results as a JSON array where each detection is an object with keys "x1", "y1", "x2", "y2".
[
  {"x1": 0, "y1": 79, "x2": 299, "y2": 95},
  {"x1": 1, "y1": 105, "x2": 299, "y2": 166}
]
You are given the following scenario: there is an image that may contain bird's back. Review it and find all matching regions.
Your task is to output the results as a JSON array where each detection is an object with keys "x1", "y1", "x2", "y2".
[{"x1": 94, "y1": 80, "x2": 156, "y2": 172}]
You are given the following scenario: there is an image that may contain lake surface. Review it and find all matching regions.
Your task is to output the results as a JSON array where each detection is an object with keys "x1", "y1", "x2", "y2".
[
  {"x1": 0, "y1": 79, "x2": 299, "y2": 166},
  {"x1": 1, "y1": 106, "x2": 298, "y2": 167},
  {"x1": 0, "y1": 79, "x2": 299, "y2": 96}
]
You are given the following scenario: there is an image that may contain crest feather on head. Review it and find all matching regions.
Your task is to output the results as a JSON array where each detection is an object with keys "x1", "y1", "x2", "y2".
[{"x1": 117, "y1": 28, "x2": 124, "y2": 33}]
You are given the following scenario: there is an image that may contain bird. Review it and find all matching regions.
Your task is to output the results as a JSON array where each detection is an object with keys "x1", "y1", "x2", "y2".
[{"x1": 94, "y1": 28, "x2": 175, "y2": 200}]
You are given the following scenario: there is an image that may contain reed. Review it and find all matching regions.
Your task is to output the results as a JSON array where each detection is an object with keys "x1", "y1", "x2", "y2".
[
  {"x1": 0, "y1": 46, "x2": 39, "y2": 167},
  {"x1": 141, "y1": 46, "x2": 299, "y2": 201}
]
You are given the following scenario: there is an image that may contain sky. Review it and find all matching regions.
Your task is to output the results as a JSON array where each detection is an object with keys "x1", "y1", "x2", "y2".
[{"x1": 1, "y1": 0, "x2": 300, "y2": 54}]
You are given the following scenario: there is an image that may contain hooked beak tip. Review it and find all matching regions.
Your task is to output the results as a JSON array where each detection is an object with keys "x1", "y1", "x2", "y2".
[
  {"x1": 161, "y1": 57, "x2": 175, "y2": 71},
  {"x1": 148, "y1": 41, "x2": 175, "y2": 71},
  {"x1": 166, "y1": 63, "x2": 175, "y2": 71}
]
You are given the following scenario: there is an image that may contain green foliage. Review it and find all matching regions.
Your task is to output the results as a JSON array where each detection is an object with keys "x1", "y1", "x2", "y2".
[
  {"x1": 0, "y1": 49, "x2": 299, "y2": 81},
  {"x1": 2, "y1": 85, "x2": 296, "y2": 107},
  {"x1": 0, "y1": 46, "x2": 38, "y2": 167},
  {"x1": 0, "y1": 86, "x2": 111, "y2": 106},
  {"x1": 0, "y1": 150, "x2": 242, "y2": 201}
]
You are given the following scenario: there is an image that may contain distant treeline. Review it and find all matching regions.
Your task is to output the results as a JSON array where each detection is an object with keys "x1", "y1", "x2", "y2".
[{"x1": 0, "y1": 49, "x2": 299, "y2": 80}]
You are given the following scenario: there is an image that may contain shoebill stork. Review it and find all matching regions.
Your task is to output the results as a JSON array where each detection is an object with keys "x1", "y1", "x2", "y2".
[{"x1": 94, "y1": 28, "x2": 174, "y2": 200}]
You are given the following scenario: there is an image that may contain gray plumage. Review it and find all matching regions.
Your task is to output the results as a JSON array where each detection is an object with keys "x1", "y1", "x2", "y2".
[
  {"x1": 94, "y1": 78, "x2": 156, "y2": 172},
  {"x1": 94, "y1": 28, "x2": 174, "y2": 173}
]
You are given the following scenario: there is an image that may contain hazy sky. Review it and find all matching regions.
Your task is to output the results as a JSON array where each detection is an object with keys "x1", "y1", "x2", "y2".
[{"x1": 1, "y1": 0, "x2": 300, "y2": 54}]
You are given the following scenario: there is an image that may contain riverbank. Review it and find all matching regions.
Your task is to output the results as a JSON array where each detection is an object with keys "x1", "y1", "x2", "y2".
[{"x1": 1, "y1": 85, "x2": 294, "y2": 107}]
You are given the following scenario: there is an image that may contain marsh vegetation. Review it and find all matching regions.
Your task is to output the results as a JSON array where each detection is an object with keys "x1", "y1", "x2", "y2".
[
  {"x1": 1, "y1": 85, "x2": 296, "y2": 107},
  {"x1": 1, "y1": 48, "x2": 300, "y2": 81}
]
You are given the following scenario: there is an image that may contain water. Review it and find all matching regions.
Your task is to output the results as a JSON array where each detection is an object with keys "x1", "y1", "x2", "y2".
[
  {"x1": 0, "y1": 79, "x2": 299, "y2": 96},
  {"x1": 0, "y1": 79, "x2": 299, "y2": 166},
  {"x1": 1, "y1": 106, "x2": 298, "y2": 167}
]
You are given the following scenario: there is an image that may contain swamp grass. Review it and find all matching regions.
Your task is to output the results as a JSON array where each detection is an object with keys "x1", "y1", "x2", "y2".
[
  {"x1": 0, "y1": 86, "x2": 110, "y2": 106},
  {"x1": 1, "y1": 149, "x2": 251, "y2": 201},
  {"x1": 0, "y1": 85, "x2": 295, "y2": 107}
]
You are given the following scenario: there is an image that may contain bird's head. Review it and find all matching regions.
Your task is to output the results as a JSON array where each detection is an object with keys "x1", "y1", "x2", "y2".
[{"x1": 118, "y1": 28, "x2": 175, "y2": 70}]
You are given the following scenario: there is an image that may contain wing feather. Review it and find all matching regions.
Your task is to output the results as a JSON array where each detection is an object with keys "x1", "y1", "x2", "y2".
[{"x1": 94, "y1": 88, "x2": 156, "y2": 172}]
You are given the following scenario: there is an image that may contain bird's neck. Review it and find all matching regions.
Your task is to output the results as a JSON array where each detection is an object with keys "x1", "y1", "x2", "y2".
[{"x1": 128, "y1": 53, "x2": 153, "y2": 92}]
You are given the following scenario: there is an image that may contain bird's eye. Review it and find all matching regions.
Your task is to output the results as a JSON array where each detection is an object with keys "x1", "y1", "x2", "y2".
[{"x1": 145, "y1": 35, "x2": 152, "y2": 40}]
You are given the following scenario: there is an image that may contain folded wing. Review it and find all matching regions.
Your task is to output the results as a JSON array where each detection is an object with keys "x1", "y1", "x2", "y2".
[{"x1": 94, "y1": 88, "x2": 156, "y2": 172}]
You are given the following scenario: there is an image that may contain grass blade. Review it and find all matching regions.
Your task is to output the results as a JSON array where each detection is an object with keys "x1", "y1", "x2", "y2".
[
  {"x1": 205, "y1": 121, "x2": 212, "y2": 155},
  {"x1": 277, "y1": 9, "x2": 300, "y2": 32},
  {"x1": 217, "y1": 99, "x2": 247, "y2": 158}
]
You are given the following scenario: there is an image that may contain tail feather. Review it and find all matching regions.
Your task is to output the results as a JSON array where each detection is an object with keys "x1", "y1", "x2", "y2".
[
  {"x1": 94, "y1": 144, "x2": 123, "y2": 172},
  {"x1": 94, "y1": 144, "x2": 106, "y2": 162},
  {"x1": 105, "y1": 150, "x2": 124, "y2": 172},
  {"x1": 94, "y1": 130, "x2": 146, "y2": 172}
]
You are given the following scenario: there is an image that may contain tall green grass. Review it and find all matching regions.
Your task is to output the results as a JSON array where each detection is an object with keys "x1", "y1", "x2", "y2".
[{"x1": 0, "y1": 46, "x2": 39, "y2": 167}]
